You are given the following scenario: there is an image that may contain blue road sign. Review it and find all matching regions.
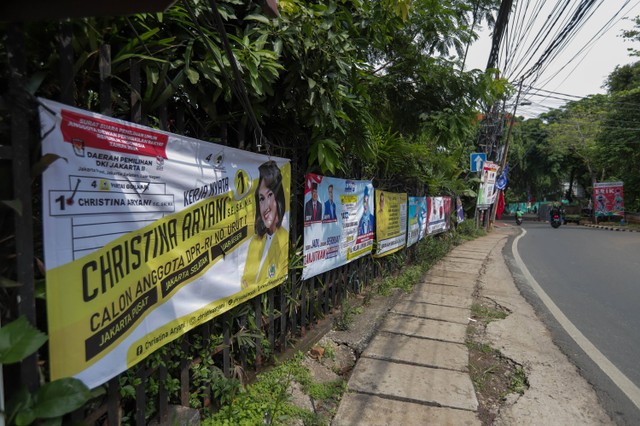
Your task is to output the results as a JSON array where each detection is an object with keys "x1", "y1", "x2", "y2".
[{"x1": 470, "y1": 153, "x2": 486, "y2": 172}]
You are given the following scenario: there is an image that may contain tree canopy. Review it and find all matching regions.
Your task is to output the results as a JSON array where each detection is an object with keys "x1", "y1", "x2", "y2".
[
  {"x1": 505, "y1": 22, "x2": 640, "y2": 211},
  {"x1": 1, "y1": 0, "x2": 508, "y2": 199}
]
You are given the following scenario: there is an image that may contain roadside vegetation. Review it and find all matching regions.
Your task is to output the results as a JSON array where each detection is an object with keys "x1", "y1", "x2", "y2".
[{"x1": 201, "y1": 352, "x2": 346, "y2": 426}]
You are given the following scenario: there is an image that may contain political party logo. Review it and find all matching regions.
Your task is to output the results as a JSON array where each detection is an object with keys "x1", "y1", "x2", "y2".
[
  {"x1": 156, "y1": 155, "x2": 164, "y2": 170},
  {"x1": 207, "y1": 151, "x2": 225, "y2": 169},
  {"x1": 72, "y1": 139, "x2": 85, "y2": 157},
  {"x1": 234, "y1": 168, "x2": 252, "y2": 200},
  {"x1": 99, "y1": 179, "x2": 111, "y2": 191},
  {"x1": 345, "y1": 180, "x2": 356, "y2": 193}
]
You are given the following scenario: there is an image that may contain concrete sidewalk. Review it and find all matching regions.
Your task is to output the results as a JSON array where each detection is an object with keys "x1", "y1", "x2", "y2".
[{"x1": 330, "y1": 227, "x2": 613, "y2": 426}]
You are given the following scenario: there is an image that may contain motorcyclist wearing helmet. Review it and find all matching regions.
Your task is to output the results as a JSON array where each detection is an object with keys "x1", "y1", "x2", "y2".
[{"x1": 549, "y1": 203, "x2": 561, "y2": 222}]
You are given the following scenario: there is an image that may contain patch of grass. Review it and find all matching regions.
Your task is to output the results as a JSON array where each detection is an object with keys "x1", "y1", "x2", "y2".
[
  {"x1": 455, "y1": 220, "x2": 487, "y2": 241},
  {"x1": 467, "y1": 341, "x2": 501, "y2": 393},
  {"x1": 598, "y1": 221, "x2": 640, "y2": 231},
  {"x1": 376, "y1": 264, "x2": 426, "y2": 296},
  {"x1": 467, "y1": 296, "x2": 527, "y2": 426},
  {"x1": 466, "y1": 340, "x2": 496, "y2": 354},
  {"x1": 467, "y1": 337, "x2": 530, "y2": 426},
  {"x1": 471, "y1": 302, "x2": 508, "y2": 322},
  {"x1": 333, "y1": 299, "x2": 363, "y2": 331},
  {"x1": 307, "y1": 379, "x2": 347, "y2": 401},
  {"x1": 468, "y1": 340, "x2": 516, "y2": 424},
  {"x1": 321, "y1": 341, "x2": 336, "y2": 361},
  {"x1": 509, "y1": 366, "x2": 528, "y2": 395}
]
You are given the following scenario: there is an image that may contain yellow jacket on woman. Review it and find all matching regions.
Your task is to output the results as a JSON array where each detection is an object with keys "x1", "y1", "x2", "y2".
[{"x1": 241, "y1": 226, "x2": 288, "y2": 288}]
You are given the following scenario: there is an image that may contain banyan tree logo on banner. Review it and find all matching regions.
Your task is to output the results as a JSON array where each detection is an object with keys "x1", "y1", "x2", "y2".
[
  {"x1": 302, "y1": 173, "x2": 374, "y2": 280},
  {"x1": 38, "y1": 98, "x2": 291, "y2": 389}
]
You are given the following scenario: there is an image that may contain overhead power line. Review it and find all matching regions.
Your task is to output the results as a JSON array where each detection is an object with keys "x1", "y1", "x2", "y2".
[{"x1": 497, "y1": 0, "x2": 640, "y2": 116}]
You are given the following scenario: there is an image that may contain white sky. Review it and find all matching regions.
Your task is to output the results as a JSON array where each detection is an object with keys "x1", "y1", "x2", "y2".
[{"x1": 464, "y1": 1, "x2": 640, "y2": 118}]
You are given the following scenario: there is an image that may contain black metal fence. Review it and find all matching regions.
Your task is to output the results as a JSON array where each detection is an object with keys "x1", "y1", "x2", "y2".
[{"x1": 1, "y1": 21, "x2": 395, "y2": 425}]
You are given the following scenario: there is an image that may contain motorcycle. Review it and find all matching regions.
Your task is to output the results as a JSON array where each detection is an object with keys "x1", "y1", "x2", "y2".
[
  {"x1": 515, "y1": 215, "x2": 523, "y2": 225},
  {"x1": 550, "y1": 213, "x2": 561, "y2": 228}
]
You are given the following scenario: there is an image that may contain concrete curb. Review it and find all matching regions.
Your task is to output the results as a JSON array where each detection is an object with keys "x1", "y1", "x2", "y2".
[
  {"x1": 504, "y1": 215, "x2": 640, "y2": 232},
  {"x1": 580, "y1": 223, "x2": 640, "y2": 232}
]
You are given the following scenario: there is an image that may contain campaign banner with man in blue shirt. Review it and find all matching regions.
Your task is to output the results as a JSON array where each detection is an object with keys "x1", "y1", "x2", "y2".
[{"x1": 302, "y1": 173, "x2": 374, "y2": 279}]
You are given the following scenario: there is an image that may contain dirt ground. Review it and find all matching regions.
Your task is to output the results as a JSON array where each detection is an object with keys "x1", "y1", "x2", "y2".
[{"x1": 467, "y1": 297, "x2": 527, "y2": 425}]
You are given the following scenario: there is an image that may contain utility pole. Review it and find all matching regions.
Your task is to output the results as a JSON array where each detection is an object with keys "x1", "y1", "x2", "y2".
[
  {"x1": 476, "y1": 0, "x2": 514, "y2": 230},
  {"x1": 490, "y1": 79, "x2": 524, "y2": 228}
]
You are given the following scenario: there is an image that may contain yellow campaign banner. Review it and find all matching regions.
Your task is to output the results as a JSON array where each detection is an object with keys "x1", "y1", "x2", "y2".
[
  {"x1": 374, "y1": 190, "x2": 408, "y2": 257},
  {"x1": 39, "y1": 99, "x2": 290, "y2": 388}
]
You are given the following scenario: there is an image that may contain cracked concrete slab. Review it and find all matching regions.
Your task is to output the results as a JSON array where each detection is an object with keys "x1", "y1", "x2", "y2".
[
  {"x1": 432, "y1": 261, "x2": 483, "y2": 273},
  {"x1": 333, "y1": 393, "x2": 480, "y2": 426},
  {"x1": 403, "y1": 289, "x2": 472, "y2": 308},
  {"x1": 346, "y1": 357, "x2": 478, "y2": 411},
  {"x1": 442, "y1": 256, "x2": 485, "y2": 265},
  {"x1": 363, "y1": 332, "x2": 469, "y2": 371},
  {"x1": 391, "y1": 300, "x2": 471, "y2": 324},
  {"x1": 421, "y1": 277, "x2": 477, "y2": 290},
  {"x1": 380, "y1": 313, "x2": 468, "y2": 343},
  {"x1": 426, "y1": 269, "x2": 479, "y2": 282}
]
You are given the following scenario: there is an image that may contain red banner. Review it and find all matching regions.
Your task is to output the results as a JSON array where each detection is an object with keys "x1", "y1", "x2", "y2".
[
  {"x1": 593, "y1": 182, "x2": 624, "y2": 217},
  {"x1": 60, "y1": 109, "x2": 168, "y2": 159}
]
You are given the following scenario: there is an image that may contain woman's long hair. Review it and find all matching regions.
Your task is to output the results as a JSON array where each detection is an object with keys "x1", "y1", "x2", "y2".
[{"x1": 254, "y1": 161, "x2": 285, "y2": 237}]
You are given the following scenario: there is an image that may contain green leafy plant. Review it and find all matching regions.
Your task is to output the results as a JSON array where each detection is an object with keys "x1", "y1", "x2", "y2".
[
  {"x1": 510, "y1": 366, "x2": 528, "y2": 395},
  {"x1": 308, "y1": 138, "x2": 343, "y2": 175},
  {"x1": 320, "y1": 341, "x2": 336, "y2": 361},
  {"x1": 333, "y1": 299, "x2": 362, "y2": 331},
  {"x1": 307, "y1": 379, "x2": 346, "y2": 401},
  {"x1": 203, "y1": 353, "x2": 306, "y2": 425},
  {"x1": 2, "y1": 317, "x2": 98, "y2": 426}
]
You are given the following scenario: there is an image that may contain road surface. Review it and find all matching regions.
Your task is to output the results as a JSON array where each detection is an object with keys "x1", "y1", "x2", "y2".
[{"x1": 506, "y1": 220, "x2": 640, "y2": 425}]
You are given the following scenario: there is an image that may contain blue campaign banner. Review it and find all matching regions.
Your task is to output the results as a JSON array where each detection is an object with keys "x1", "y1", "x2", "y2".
[
  {"x1": 407, "y1": 196, "x2": 427, "y2": 247},
  {"x1": 302, "y1": 173, "x2": 374, "y2": 280}
]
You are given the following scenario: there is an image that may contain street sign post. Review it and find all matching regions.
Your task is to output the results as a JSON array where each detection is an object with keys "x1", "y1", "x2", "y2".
[{"x1": 470, "y1": 152, "x2": 486, "y2": 172}]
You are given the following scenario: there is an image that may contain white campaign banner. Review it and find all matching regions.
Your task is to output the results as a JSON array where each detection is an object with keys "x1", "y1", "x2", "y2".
[
  {"x1": 477, "y1": 161, "x2": 499, "y2": 209},
  {"x1": 39, "y1": 98, "x2": 290, "y2": 388},
  {"x1": 302, "y1": 174, "x2": 374, "y2": 280},
  {"x1": 427, "y1": 196, "x2": 452, "y2": 235}
]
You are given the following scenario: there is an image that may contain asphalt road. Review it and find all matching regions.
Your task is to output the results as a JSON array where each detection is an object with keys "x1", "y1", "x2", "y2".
[{"x1": 504, "y1": 219, "x2": 640, "y2": 425}]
